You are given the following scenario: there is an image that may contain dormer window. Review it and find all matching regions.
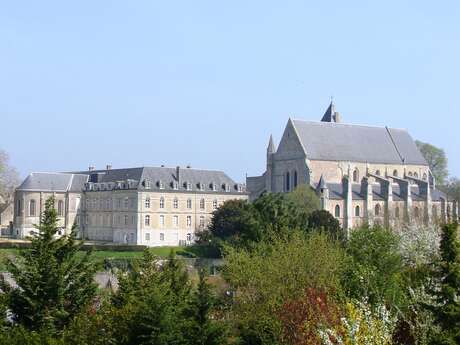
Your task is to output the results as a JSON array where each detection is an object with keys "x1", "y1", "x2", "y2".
[
  {"x1": 157, "y1": 180, "x2": 164, "y2": 189},
  {"x1": 143, "y1": 179, "x2": 151, "y2": 189},
  {"x1": 172, "y1": 181, "x2": 179, "y2": 190},
  {"x1": 210, "y1": 182, "x2": 217, "y2": 192},
  {"x1": 200, "y1": 183, "x2": 205, "y2": 191},
  {"x1": 224, "y1": 183, "x2": 230, "y2": 192},
  {"x1": 184, "y1": 182, "x2": 192, "y2": 191}
]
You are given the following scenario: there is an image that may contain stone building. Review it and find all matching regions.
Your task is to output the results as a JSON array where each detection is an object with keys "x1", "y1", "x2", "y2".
[
  {"x1": 247, "y1": 102, "x2": 458, "y2": 230},
  {"x1": 14, "y1": 166, "x2": 247, "y2": 246}
]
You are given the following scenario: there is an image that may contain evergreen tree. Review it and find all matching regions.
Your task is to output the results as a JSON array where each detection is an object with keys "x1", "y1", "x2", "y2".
[
  {"x1": 430, "y1": 223, "x2": 460, "y2": 345},
  {"x1": 0, "y1": 197, "x2": 96, "y2": 333},
  {"x1": 188, "y1": 269, "x2": 227, "y2": 345}
]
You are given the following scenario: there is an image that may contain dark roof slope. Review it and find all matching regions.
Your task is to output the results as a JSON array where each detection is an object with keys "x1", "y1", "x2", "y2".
[
  {"x1": 17, "y1": 172, "x2": 88, "y2": 192},
  {"x1": 291, "y1": 120, "x2": 427, "y2": 165}
]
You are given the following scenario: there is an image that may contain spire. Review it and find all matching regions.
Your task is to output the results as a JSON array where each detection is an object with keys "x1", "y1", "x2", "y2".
[
  {"x1": 317, "y1": 174, "x2": 327, "y2": 190},
  {"x1": 267, "y1": 134, "x2": 275, "y2": 154},
  {"x1": 321, "y1": 98, "x2": 341, "y2": 123}
]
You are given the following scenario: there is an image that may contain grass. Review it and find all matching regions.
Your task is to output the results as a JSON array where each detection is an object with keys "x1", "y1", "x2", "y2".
[{"x1": 0, "y1": 245, "x2": 219, "y2": 271}]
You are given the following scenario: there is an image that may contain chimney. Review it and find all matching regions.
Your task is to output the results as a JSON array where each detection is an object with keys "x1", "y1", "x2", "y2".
[
  {"x1": 106, "y1": 164, "x2": 112, "y2": 171},
  {"x1": 88, "y1": 166, "x2": 95, "y2": 171},
  {"x1": 176, "y1": 166, "x2": 180, "y2": 183},
  {"x1": 333, "y1": 112, "x2": 341, "y2": 123}
]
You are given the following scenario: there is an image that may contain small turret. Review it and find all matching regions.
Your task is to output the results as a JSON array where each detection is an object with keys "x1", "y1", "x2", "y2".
[{"x1": 321, "y1": 99, "x2": 341, "y2": 123}]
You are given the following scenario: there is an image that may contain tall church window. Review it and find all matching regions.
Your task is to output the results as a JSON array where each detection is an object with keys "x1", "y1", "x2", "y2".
[
  {"x1": 375, "y1": 170, "x2": 381, "y2": 176},
  {"x1": 414, "y1": 206, "x2": 420, "y2": 219},
  {"x1": 293, "y1": 171, "x2": 298, "y2": 188},
  {"x1": 286, "y1": 172, "x2": 291, "y2": 192},
  {"x1": 335, "y1": 205, "x2": 341, "y2": 218},
  {"x1": 355, "y1": 205, "x2": 360, "y2": 217},
  {"x1": 393, "y1": 170, "x2": 398, "y2": 177},
  {"x1": 353, "y1": 169, "x2": 359, "y2": 182},
  {"x1": 423, "y1": 173, "x2": 427, "y2": 180},
  {"x1": 395, "y1": 206, "x2": 400, "y2": 219},
  {"x1": 57, "y1": 200, "x2": 64, "y2": 216},
  {"x1": 375, "y1": 204, "x2": 381, "y2": 216},
  {"x1": 29, "y1": 200, "x2": 36, "y2": 217},
  {"x1": 16, "y1": 199, "x2": 21, "y2": 216},
  {"x1": 432, "y1": 205, "x2": 438, "y2": 219},
  {"x1": 414, "y1": 172, "x2": 419, "y2": 179}
]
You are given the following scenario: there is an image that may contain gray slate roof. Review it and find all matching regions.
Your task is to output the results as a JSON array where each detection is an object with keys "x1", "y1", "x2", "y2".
[
  {"x1": 291, "y1": 120, "x2": 427, "y2": 165},
  {"x1": 18, "y1": 167, "x2": 243, "y2": 194},
  {"x1": 17, "y1": 172, "x2": 89, "y2": 192}
]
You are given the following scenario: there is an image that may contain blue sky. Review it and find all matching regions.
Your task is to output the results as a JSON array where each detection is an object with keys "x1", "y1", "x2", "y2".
[{"x1": 1, "y1": 1, "x2": 459, "y2": 182}]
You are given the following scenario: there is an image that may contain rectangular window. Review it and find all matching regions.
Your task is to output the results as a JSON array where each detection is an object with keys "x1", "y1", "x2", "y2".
[
  {"x1": 160, "y1": 233, "x2": 164, "y2": 241},
  {"x1": 145, "y1": 232, "x2": 150, "y2": 241},
  {"x1": 173, "y1": 215, "x2": 178, "y2": 227},
  {"x1": 124, "y1": 215, "x2": 128, "y2": 225},
  {"x1": 159, "y1": 215, "x2": 165, "y2": 227},
  {"x1": 145, "y1": 215, "x2": 150, "y2": 226},
  {"x1": 124, "y1": 198, "x2": 129, "y2": 209},
  {"x1": 186, "y1": 216, "x2": 192, "y2": 227},
  {"x1": 145, "y1": 198, "x2": 150, "y2": 208},
  {"x1": 199, "y1": 216, "x2": 205, "y2": 228},
  {"x1": 187, "y1": 199, "x2": 192, "y2": 209},
  {"x1": 160, "y1": 197, "x2": 165, "y2": 209}
]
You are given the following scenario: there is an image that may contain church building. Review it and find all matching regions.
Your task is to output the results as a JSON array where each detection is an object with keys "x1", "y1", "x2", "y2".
[{"x1": 247, "y1": 102, "x2": 458, "y2": 230}]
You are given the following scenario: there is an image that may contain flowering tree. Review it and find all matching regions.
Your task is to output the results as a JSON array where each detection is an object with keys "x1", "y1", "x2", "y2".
[{"x1": 319, "y1": 299, "x2": 397, "y2": 345}]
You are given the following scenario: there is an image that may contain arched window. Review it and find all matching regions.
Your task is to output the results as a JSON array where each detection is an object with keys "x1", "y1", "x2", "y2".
[
  {"x1": 355, "y1": 205, "x2": 360, "y2": 217},
  {"x1": 159, "y1": 197, "x2": 165, "y2": 209},
  {"x1": 335, "y1": 205, "x2": 341, "y2": 218},
  {"x1": 375, "y1": 204, "x2": 381, "y2": 216},
  {"x1": 186, "y1": 233, "x2": 192, "y2": 242},
  {"x1": 187, "y1": 199, "x2": 192, "y2": 209},
  {"x1": 414, "y1": 172, "x2": 419, "y2": 178},
  {"x1": 29, "y1": 200, "x2": 36, "y2": 216},
  {"x1": 57, "y1": 200, "x2": 64, "y2": 216},
  {"x1": 353, "y1": 169, "x2": 359, "y2": 182},
  {"x1": 423, "y1": 173, "x2": 427, "y2": 180},
  {"x1": 286, "y1": 172, "x2": 291, "y2": 192},
  {"x1": 414, "y1": 206, "x2": 420, "y2": 218},
  {"x1": 145, "y1": 215, "x2": 150, "y2": 226},
  {"x1": 173, "y1": 198, "x2": 178, "y2": 209},
  {"x1": 408, "y1": 172, "x2": 413, "y2": 177},
  {"x1": 16, "y1": 199, "x2": 21, "y2": 216},
  {"x1": 200, "y1": 198, "x2": 205, "y2": 210},
  {"x1": 395, "y1": 207, "x2": 400, "y2": 219},
  {"x1": 293, "y1": 170, "x2": 298, "y2": 188},
  {"x1": 375, "y1": 170, "x2": 381, "y2": 176},
  {"x1": 393, "y1": 170, "x2": 398, "y2": 177}
]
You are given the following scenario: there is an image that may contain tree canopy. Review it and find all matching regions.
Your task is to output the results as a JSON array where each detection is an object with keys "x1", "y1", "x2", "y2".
[{"x1": 416, "y1": 140, "x2": 449, "y2": 186}]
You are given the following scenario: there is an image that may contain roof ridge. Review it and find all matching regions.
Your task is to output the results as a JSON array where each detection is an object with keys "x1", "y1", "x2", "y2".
[{"x1": 291, "y1": 118, "x2": 409, "y2": 132}]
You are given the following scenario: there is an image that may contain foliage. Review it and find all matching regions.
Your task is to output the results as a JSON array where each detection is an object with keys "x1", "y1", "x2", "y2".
[
  {"x1": 308, "y1": 210, "x2": 342, "y2": 240},
  {"x1": 286, "y1": 184, "x2": 320, "y2": 216},
  {"x1": 342, "y1": 226, "x2": 406, "y2": 310},
  {"x1": 277, "y1": 288, "x2": 342, "y2": 345},
  {"x1": 0, "y1": 197, "x2": 96, "y2": 333},
  {"x1": 429, "y1": 223, "x2": 460, "y2": 344},
  {"x1": 415, "y1": 140, "x2": 448, "y2": 186},
  {"x1": 223, "y1": 231, "x2": 345, "y2": 344},
  {"x1": 319, "y1": 299, "x2": 397, "y2": 345},
  {"x1": 445, "y1": 178, "x2": 460, "y2": 210},
  {"x1": 0, "y1": 150, "x2": 19, "y2": 204}
]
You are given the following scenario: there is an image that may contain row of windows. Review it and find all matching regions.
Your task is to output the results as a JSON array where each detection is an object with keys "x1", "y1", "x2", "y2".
[
  {"x1": 334, "y1": 204, "x2": 437, "y2": 219},
  {"x1": 86, "y1": 197, "x2": 221, "y2": 211},
  {"x1": 145, "y1": 232, "x2": 193, "y2": 242},
  {"x1": 145, "y1": 197, "x2": 219, "y2": 210},
  {"x1": 350, "y1": 169, "x2": 428, "y2": 182},
  {"x1": 18, "y1": 199, "x2": 64, "y2": 217},
  {"x1": 87, "y1": 214, "x2": 207, "y2": 228}
]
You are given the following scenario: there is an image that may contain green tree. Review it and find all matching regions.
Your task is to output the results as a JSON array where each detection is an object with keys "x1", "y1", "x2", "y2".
[
  {"x1": 223, "y1": 232, "x2": 345, "y2": 345},
  {"x1": 430, "y1": 223, "x2": 460, "y2": 345},
  {"x1": 342, "y1": 226, "x2": 406, "y2": 310},
  {"x1": 111, "y1": 250, "x2": 193, "y2": 345},
  {"x1": 286, "y1": 184, "x2": 320, "y2": 216},
  {"x1": 188, "y1": 269, "x2": 227, "y2": 345},
  {"x1": 307, "y1": 210, "x2": 342, "y2": 240},
  {"x1": 0, "y1": 197, "x2": 96, "y2": 333},
  {"x1": 416, "y1": 140, "x2": 448, "y2": 186}
]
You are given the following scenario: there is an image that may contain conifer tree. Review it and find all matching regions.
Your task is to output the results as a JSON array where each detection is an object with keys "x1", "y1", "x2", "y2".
[
  {"x1": 188, "y1": 269, "x2": 227, "y2": 345},
  {"x1": 431, "y1": 223, "x2": 460, "y2": 344},
  {"x1": 0, "y1": 196, "x2": 96, "y2": 333}
]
